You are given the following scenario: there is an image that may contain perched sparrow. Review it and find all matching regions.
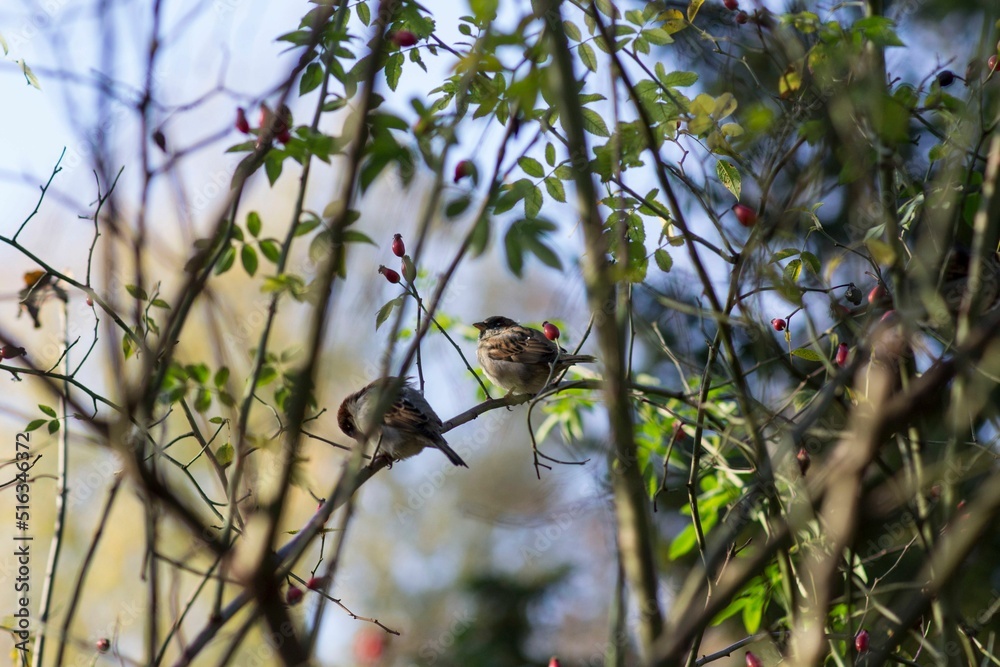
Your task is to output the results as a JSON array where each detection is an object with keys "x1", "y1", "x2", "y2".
[
  {"x1": 473, "y1": 316, "x2": 596, "y2": 395},
  {"x1": 338, "y1": 377, "x2": 467, "y2": 467}
]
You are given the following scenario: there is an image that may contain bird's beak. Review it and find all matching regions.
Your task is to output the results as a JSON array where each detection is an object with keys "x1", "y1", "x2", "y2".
[{"x1": 472, "y1": 321, "x2": 486, "y2": 331}]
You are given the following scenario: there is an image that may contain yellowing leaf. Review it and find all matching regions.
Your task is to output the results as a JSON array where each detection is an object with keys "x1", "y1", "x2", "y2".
[
  {"x1": 713, "y1": 92, "x2": 737, "y2": 119},
  {"x1": 660, "y1": 9, "x2": 687, "y2": 34},
  {"x1": 779, "y1": 64, "x2": 802, "y2": 98},
  {"x1": 687, "y1": 0, "x2": 705, "y2": 23},
  {"x1": 866, "y1": 239, "x2": 897, "y2": 266},
  {"x1": 690, "y1": 93, "x2": 715, "y2": 116}
]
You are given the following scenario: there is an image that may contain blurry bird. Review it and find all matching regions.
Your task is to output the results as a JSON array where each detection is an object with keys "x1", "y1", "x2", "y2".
[
  {"x1": 337, "y1": 377, "x2": 467, "y2": 467},
  {"x1": 473, "y1": 316, "x2": 596, "y2": 395}
]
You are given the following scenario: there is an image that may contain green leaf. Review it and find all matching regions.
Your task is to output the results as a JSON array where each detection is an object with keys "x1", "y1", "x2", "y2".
[
  {"x1": 525, "y1": 186, "x2": 543, "y2": 218},
  {"x1": 446, "y1": 195, "x2": 472, "y2": 218},
  {"x1": 151, "y1": 299, "x2": 170, "y2": 309},
  {"x1": 544, "y1": 177, "x2": 566, "y2": 203},
  {"x1": 48, "y1": 419, "x2": 60, "y2": 434},
  {"x1": 716, "y1": 161, "x2": 741, "y2": 200},
  {"x1": 642, "y1": 27, "x2": 674, "y2": 45},
  {"x1": 343, "y1": 230, "x2": 377, "y2": 245},
  {"x1": 215, "y1": 245, "x2": 236, "y2": 275},
  {"x1": 264, "y1": 151, "x2": 283, "y2": 184},
  {"x1": 783, "y1": 258, "x2": 802, "y2": 282},
  {"x1": 660, "y1": 70, "x2": 698, "y2": 87},
  {"x1": 122, "y1": 331, "x2": 135, "y2": 360},
  {"x1": 385, "y1": 53, "x2": 403, "y2": 92},
  {"x1": 259, "y1": 239, "x2": 281, "y2": 263},
  {"x1": 769, "y1": 248, "x2": 800, "y2": 263},
  {"x1": 195, "y1": 387, "x2": 212, "y2": 412},
  {"x1": 126, "y1": 284, "x2": 148, "y2": 301},
  {"x1": 800, "y1": 251, "x2": 820, "y2": 275},
  {"x1": 518, "y1": 156, "x2": 545, "y2": 178},
  {"x1": 214, "y1": 367, "x2": 230, "y2": 388},
  {"x1": 581, "y1": 108, "x2": 611, "y2": 137},
  {"x1": 594, "y1": 0, "x2": 619, "y2": 19},
  {"x1": 579, "y1": 43, "x2": 598, "y2": 72},
  {"x1": 300, "y1": 62, "x2": 324, "y2": 95},
  {"x1": 564, "y1": 21, "x2": 581, "y2": 42},
  {"x1": 654, "y1": 249, "x2": 673, "y2": 272},
  {"x1": 376, "y1": 296, "x2": 405, "y2": 330},
  {"x1": 216, "y1": 442, "x2": 234, "y2": 467},
  {"x1": 505, "y1": 226, "x2": 525, "y2": 277},
  {"x1": 246, "y1": 211, "x2": 262, "y2": 237},
  {"x1": 545, "y1": 143, "x2": 556, "y2": 166},
  {"x1": 791, "y1": 348, "x2": 824, "y2": 362},
  {"x1": 26, "y1": 419, "x2": 47, "y2": 432},
  {"x1": 241, "y1": 245, "x2": 258, "y2": 277},
  {"x1": 357, "y1": 2, "x2": 371, "y2": 26},
  {"x1": 39, "y1": 404, "x2": 57, "y2": 418},
  {"x1": 469, "y1": 0, "x2": 498, "y2": 21}
]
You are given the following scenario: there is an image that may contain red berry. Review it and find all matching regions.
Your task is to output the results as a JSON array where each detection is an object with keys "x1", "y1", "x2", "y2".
[
  {"x1": 1, "y1": 345, "x2": 27, "y2": 360},
  {"x1": 454, "y1": 159, "x2": 475, "y2": 183},
  {"x1": 735, "y1": 10, "x2": 749, "y2": 24},
  {"x1": 306, "y1": 576, "x2": 324, "y2": 590},
  {"x1": 235, "y1": 107, "x2": 250, "y2": 134},
  {"x1": 796, "y1": 447, "x2": 810, "y2": 475},
  {"x1": 868, "y1": 284, "x2": 887, "y2": 304},
  {"x1": 549, "y1": 658, "x2": 562, "y2": 667},
  {"x1": 542, "y1": 321, "x2": 560, "y2": 340},
  {"x1": 96, "y1": 638, "x2": 110, "y2": 653},
  {"x1": 989, "y1": 55, "x2": 998, "y2": 73},
  {"x1": 286, "y1": 586, "x2": 304, "y2": 605},
  {"x1": 391, "y1": 30, "x2": 418, "y2": 47},
  {"x1": 746, "y1": 651, "x2": 762, "y2": 667},
  {"x1": 723, "y1": 0, "x2": 738, "y2": 9},
  {"x1": 391, "y1": 233, "x2": 405, "y2": 257},
  {"x1": 733, "y1": 203, "x2": 757, "y2": 226},
  {"x1": 86, "y1": 296, "x2": 94, "y2": 307},
  {"x1": 771, "y1": 318, "x2": 786, "y2": 331},
  {"x1": 855, "y1": 629, "x2": 870, "y2": 652},
  {"x1": 354, "y1": 628, "x2": 386, "y2": 663},
  {"x1": 276, "y1": 129, "x2": 292, "y2": 144},
  {"x1": 836, "y1": 343, "x2": 849, "y2": 367},
  {"x1": 378, "y1": 265, "x2": 401, "y2": 284}
]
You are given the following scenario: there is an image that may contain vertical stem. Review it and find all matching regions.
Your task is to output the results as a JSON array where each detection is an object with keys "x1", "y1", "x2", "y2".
[
  {"x1": 31, "y1": 298, "x2": 71, "y2": 667},
  {"x1": 540, "y1": 0, "x2": 662, "y2": 658}
]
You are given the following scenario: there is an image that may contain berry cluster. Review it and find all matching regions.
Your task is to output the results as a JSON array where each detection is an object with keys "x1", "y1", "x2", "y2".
[
  {"x1": 378, "y1": 232, "x2": 414, "y2": 285},
  {"x1": 235, "y1": 103, "x2": 293, "y2": 146}
]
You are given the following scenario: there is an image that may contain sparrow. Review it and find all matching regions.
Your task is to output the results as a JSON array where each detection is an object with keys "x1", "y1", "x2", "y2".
[
  {"x1": 473, "y1": 316, "x2": 596, "y2": 395},
  {"x1": 337, "y1": 377, "x2": 467, "y2": 467}
]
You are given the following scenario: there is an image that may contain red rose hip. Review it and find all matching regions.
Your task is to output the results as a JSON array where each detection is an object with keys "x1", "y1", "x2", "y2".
[
  {"x1": 286, "y1": 585, "x2": 304, "y2": 605},
  {"x1": 746, "y1": 651, "x2": 762, "y2": 667},
  {"x1": 235, "y1": 107, "x2": 250, "y2": 134},
  {"x1": 733, "y1": 203, "x2": 757, "y2": 226},
  {"x1": 378, "y1": 265, "x2": 401, "y2": 284},
  {"x1": 855, "y1": 629, "x2": 870, "y2": 652},
  {"x1": 391, "y1": 30, "x2": 418, "y2": 47},
  {"x1": 542, "y1": 321, "x2": 560, "y2": 340},
  {"x1": 735, "y1": 10, "x2": 749, "y2": 24},
  {"x1": 391, "y1": 233, "x2": 406, "y2": 257},
  {"x1": 796, "y1": 447, "x2": 810, "y2": 475},
  {"x1": 835, "y1": 343, "x2": 849, "y2": 367},
  {"x1": 723, "y1": 0, "x2": 738, "y2": 9},
  {"x1": 771, "y1": 318, "x2": 786, "y2": 331},
  {"x1": 454, "y1": 159, "x2": 475, "y2": 183}
]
